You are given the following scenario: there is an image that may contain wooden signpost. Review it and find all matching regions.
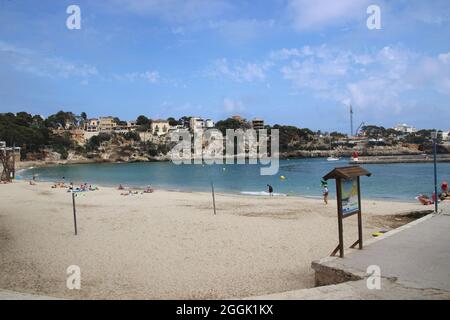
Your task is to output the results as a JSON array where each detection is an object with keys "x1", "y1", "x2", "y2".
[
  {"x1": 72, "y1": 192, "x2": 78, "y2": 235},
  {"x1": 323, "y1": 166, "x2": 371, "y2": 258},
  {"x1": 211, "y1": 181, "x2": 217, "y2": 215}
]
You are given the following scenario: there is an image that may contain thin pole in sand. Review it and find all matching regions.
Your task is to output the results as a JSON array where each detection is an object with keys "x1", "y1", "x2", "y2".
[
  {"x1": 211, "y1": 181, "x2": 217, "y2": 215},
  {"x1": 432, "y1": 131, "x2": 438, "y2": 214},
  {"x1": 72, "y1": 192, "x2": 78, "y2": 235}
]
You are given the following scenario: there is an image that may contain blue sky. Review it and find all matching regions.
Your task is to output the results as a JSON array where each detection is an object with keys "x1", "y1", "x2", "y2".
[{"x1": 1, "y1": 0, "x2": 449, "y2": 132}]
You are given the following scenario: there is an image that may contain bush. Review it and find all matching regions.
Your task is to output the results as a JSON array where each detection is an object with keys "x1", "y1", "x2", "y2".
[
  {"x1": 123, "y1": 131, "x2": 140, "y2": 142},
  {"x1": 85, "y1": 133, "x2": 112, "y2": 151}
]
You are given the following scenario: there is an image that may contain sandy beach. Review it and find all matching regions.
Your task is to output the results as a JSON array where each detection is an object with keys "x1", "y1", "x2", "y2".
[{"x1": 0, "y1": 180, "x2": 430, "y2": 299}]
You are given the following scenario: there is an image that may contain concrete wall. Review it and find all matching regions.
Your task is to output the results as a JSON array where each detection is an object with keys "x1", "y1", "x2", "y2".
[
  {"x1": 84, "y1": 131, "x2": 100, "y2": 141},
  {"x1": 311, "y1": 258, "x2": 363, "y2": 287}
]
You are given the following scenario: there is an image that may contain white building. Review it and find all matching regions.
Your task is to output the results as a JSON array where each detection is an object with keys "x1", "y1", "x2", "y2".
[
  {"x1": 98, "y1": 116, "x2": 117, "y2": 132},
  {"x1": 85, "y1": 118, "x2": 99, "y2": 132},
  {"x1": 190, "y1": 117, "x2": 205, "y2": 132},
  {"x1": 442, "y1": 131, "x2": 450, "y2": 141},
  {"x1": 127, "y1": 120, "x2": 138, "y2": 131},
  {"x1": 205, "y1": 119, "x2": 215, "y2": 128},
  {"x1": 151, "y1": 120, "x2": 170, "y2": 136},
  {"x1": 394, "y1": 123, "x2": 417, "y2": 134}
]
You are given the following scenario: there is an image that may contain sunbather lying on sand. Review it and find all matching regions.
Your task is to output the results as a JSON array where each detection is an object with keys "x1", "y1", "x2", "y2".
[
  {"x1": 144, "y1": 186, "x2": 154, "y2": 193},
  {"x1": 51, "y1": 182, "x2": 67, "y2": 188},
  {"x1": 417, "y1": 194, "x2": 433, "y2": 205}
]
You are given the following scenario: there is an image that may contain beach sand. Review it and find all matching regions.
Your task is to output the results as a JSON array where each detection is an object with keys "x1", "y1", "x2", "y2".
[{"x1": 0, "y1": 181, "x2": 429, "y2": 299}]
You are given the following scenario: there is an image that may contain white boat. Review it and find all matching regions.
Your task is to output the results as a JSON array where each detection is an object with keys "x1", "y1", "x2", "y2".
[{"x1": 327, "y1": 157, "x2": 340, "y2": 161}]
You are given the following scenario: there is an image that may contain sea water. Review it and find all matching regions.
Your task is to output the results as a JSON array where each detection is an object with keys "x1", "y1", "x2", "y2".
[{"x1": 20, "y1": 158, "x2": 450, "y2": 201}]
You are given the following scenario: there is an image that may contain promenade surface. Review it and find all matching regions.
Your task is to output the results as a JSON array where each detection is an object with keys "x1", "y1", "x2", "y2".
[{"x1": 249, "y1": 203, "x2": 450, "y2": 299}]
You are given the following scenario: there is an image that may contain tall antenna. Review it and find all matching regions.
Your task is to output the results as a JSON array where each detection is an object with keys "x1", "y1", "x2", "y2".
[{"x1": 349, "y1": 104, "x2": 354, "y2": 137}]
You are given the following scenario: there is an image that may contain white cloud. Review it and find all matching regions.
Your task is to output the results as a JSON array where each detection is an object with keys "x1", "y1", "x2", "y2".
[
  {"x1": 209, "y1": 19, "x2": 275, "y2": 44},
  {"x1": 110, "y1": 0, "x2": 231, "y2": 23},
  {"x1": 115, "y1": 71, "x2": 160, "y2": 83},
  {"x1": 280, "y1": 46, "x2": 353, "y2": 92},
  {"x1": 0, "y1": 40, "x2": 98, "y2": 79},
  {"x1": 223, "y1": 98, "x2": 245, "y2": 113},
  {"x1": 439, "y1": 52, "x2": 450, "y2": 64},
  {"x1": 269, "y1": 48, "x2": 302, "y2": 60},
  {"x1": 277, "y1": 44, "x2": 450, "y2": 114},
  {"x1": 142, "y1": 71, "x2": 160, "y2": 83},
  {"x1": 287, "y1": 0, "x2": 371, "y2": 31},
  {"x1": 407, "y1": 0, "x2": 450, "y2": 25},
  {"x1": 208, "y1": 58, "x2": 270, "y2": 82}
]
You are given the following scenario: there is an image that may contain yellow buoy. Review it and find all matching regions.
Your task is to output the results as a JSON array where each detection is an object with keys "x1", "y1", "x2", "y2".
[
  {"x1": 280, "y1": 175, "x2": 286, "y2": 180},
  {"x1": 372, "y1": 232, "x2": 384, "y2": 237}
]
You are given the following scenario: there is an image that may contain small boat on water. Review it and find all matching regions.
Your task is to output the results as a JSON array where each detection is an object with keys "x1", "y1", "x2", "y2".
[{"x1": 327, "y1": 157, "x2": 340, "y2": 161}]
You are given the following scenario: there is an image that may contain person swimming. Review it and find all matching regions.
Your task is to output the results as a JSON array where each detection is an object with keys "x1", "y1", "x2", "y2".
[{"x1": 267, "y1": 184, "x2": 273, "y2": 196}]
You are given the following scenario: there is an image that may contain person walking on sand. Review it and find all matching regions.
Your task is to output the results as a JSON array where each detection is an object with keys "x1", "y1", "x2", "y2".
[
  {"x1": 267, "y1": 184, "x2": 274, "y2": 196},
  {"x1": 323, "y1": 185, "x2": 329, "y2": 204}
]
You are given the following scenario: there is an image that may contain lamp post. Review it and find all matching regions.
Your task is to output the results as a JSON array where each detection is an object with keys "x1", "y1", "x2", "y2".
[{"x1": 431, "y1": 131, "x2": 438, "y2": 213}]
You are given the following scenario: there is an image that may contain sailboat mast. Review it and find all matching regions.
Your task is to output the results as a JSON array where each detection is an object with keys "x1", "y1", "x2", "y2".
[{"x1": 350, "y1": 104, "x2": 354, "y2": 137}]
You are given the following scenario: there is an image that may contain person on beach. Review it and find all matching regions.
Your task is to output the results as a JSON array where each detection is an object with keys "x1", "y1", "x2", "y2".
[
  {"x1": 417, "y1": 194, "x2": 433, "y2": 205},
  {"x1": 144, "y1": 186, "x2": 154, "y2": 193},
  {"x1": 442, "y1": 181, "x2": 448, "y2": 195},
  {"x1": 323, "y1": 185, "x2": 329, "y2": 204},
  {"x1": 118, "y1": 184, "x2": 124, "y2": 190},
  {"x1": 267, "y1": 184, "x2": 273, "y2": 196}
]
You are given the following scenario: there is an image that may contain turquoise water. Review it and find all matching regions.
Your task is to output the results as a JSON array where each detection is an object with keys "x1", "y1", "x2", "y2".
[{"x1": 19, "y1": 158, "x2": 450, "y2": 201}]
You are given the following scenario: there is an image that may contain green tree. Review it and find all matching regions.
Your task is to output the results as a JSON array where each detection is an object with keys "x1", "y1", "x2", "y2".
[
  {"x1": 85, "y1": 133, "x2": 112, "y2": 151},
  {"x1": 45, "y1": 111, "x2": 76, "y2": 129},
  {"x1": 215, "y1": 118, "x2": 248, "y2": 134},
  {"x1": 136, "y1": 115, "x2": 152, "y2": 131},
  {"x1": 167, "y1": 117, "x2": 179, "y2": 126}
]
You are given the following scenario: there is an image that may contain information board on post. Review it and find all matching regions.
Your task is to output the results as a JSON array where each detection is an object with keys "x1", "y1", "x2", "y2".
[{"x1": 340, "y1": 178, "x2": 360, "y2": 217}]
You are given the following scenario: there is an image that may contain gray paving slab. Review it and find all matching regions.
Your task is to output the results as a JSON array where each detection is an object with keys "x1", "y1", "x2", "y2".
[
  {"x1": 0, "y1": 290, "x2": 61, "y2": 300},
  {"x1": 323, "y1": 213, "x2": 450, "y2": 292}
]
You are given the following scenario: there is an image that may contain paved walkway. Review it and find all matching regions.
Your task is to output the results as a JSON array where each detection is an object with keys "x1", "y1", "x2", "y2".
[
  {"x1": 249, "y1": 204, "x2": 450, "y2": 300},
  {"x1": 322, "y1": 213, "x2": 450, "y2": 292},
  {"x1": 246, "y1": 278, "x2": 450, "y2": 300},
  {"x1": 0, "y1": 290, "x2": 61, "y2": 300}
]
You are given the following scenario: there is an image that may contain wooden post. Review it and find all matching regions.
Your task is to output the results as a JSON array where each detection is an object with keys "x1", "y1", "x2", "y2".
[
  {"x1": 11, "y1": 146, "x2": 15, "y2": 180},
  {"x1": 324, "y1": 166, "x2": 371, "y2": 258},
  {"x1": 336, "y1": 178, "x2": 344, "y2": 258},
  {"x1": 357, "y1": 176, "x2": 363, "y2": 249},
  {"x1": 72, "y1": 192, "x2": 78, "y2": 235},
  {"x1": 211, "y1": 181, "x2": 216, "y2": 215}
]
